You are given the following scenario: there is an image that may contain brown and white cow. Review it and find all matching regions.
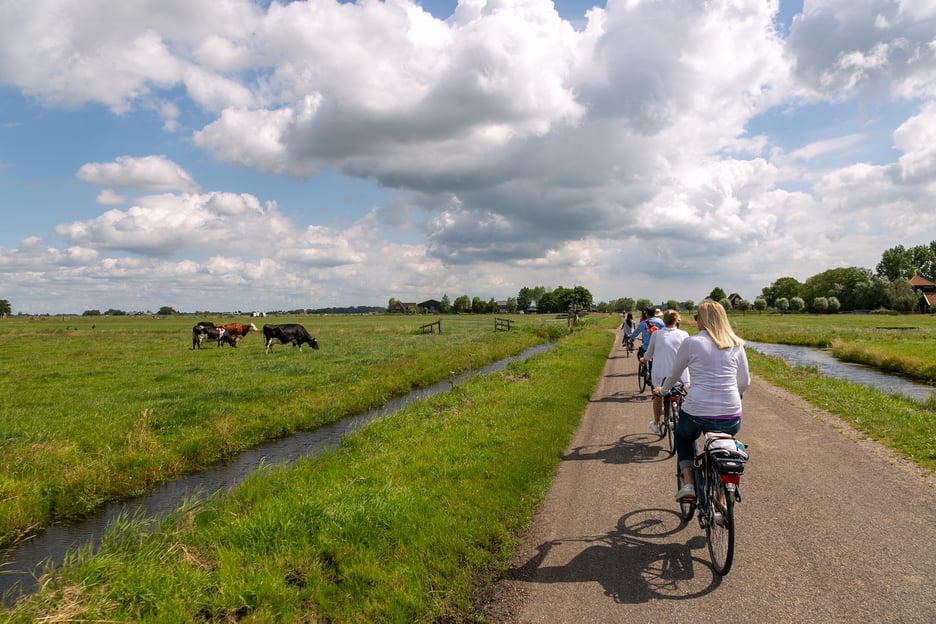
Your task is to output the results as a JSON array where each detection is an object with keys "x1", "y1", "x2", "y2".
[{"x1": 217, "y1": 322, "x2": 257, "y2": 343}]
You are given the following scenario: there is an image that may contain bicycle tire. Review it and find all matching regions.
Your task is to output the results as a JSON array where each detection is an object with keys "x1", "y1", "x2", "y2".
[
  {"x1": 664, "y1": 397, "x2": 677, "y2": 455},
  {"x1": 638, "y1": 362, "x2": 648, "y2": 393},
  {"x1": 705, "y1": 464, "x2": 735, "y2": 575},
  {"x1": 677, "y1": 468, "x2": 694, "y2": 521}
]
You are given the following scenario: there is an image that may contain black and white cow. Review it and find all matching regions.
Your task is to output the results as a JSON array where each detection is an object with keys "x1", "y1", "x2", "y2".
[
  {"x1": 192, "y1": 322, "x2": 237, "y2": 349},
  {"x1": 263, "y1": 324, "x2": 319, "y2": 354}
]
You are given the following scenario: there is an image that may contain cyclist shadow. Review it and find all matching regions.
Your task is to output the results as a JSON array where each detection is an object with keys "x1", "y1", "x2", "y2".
[
  {"x1": 590, "y1": 391, "x2": 651, "y2": 403},
  {"x1": 564, "y1": 433, "x2": 670, "y2": 465},
  {"x1": 506, "y1": 508, "x2": 722, "y2": 602}
]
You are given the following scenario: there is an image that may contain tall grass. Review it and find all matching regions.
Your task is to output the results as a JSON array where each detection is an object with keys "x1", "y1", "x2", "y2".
[{"x1": 4, "y1": 322, "x2": 615, "y2": 622}]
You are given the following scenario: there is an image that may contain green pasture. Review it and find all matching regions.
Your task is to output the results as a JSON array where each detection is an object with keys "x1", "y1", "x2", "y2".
[
  {"x1": 2, "y1": 312, "x2": 934, "y2": 621},
  {"x1": 0, "y1": 313, "x2": 566, "y2": 550},
  {"x1": 726, "y1": 311, "x2": 936, "y2": 382}
]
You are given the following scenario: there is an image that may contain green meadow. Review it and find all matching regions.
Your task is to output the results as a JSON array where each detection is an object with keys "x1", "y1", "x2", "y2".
[
  {"x1": 0, "y1": 313, "x2": 564, "y2": 550},
  {"x1": 1, "y1": 311, "x2": 934, "y2": 621}
]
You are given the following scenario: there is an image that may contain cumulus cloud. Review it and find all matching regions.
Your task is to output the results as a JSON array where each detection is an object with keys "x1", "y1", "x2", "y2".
[
  {"x1": 0, "y1": 0, "x2": 935, "y2": 313},
  {"x1": 77, "y1": 155, "x2": 200, "y2": 193}
]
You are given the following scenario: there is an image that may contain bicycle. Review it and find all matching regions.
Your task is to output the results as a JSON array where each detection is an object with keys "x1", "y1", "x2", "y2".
[
  {"x1": 637, "y1": 358, "x2": 652, "y2": 393},
  {"x1": 623, "y1": 336, "x2": 636, "y2": 358},
  {"x1": 659, "y1": 383, "x2": 685, "y2": 455},
  {"x1": 676, "y1": 431, "x2": 748, "y2": 575}
]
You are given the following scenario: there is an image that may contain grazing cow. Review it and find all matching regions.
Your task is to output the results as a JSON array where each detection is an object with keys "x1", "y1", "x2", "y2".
[
  {"x1": 263, "y1": 324, "x2": 319, "y2": 354},
  {"x1": 192, "y1": 323, "x2": 237, "y2": 349},
  {"x1": 217, "y1": 322, "x2": 257, "y2": 343}
]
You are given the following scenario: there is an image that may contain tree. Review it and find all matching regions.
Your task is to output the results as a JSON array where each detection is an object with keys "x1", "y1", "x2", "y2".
[
  {"x1": 827, "y1": 296, "x2": 841, "y2": 313},
  {"x1": 737, "y1": 299, "x2": 751, "y2": 313},
  {"x1": 760, "y1": 277, "x2": 802, "y2": 306},
  {"x1": 104, "y1": 308, "x2": 127, "y2": 316},
  {"x1": 876, "y1": 245, "x2": 913, "y2": 281},
  {"x1": 453, "y1": 295, "x2": 470, "y2": 313},
  {"x1": 812, "y1": 297, "x2": 829, "y2": 313},
  {"x1": 0, "y1": 299, "x2": 10, "y2": 319},
  {"x1": 82, "y1": 309, "x2": 102, "y2": 316},
  {"x1": 635, "y1": 298, "x2": 652, "y2": 312},
  {"x1": 471, "y1": 296, "x2": 485, "y2": 313},
  {"x1": 387, "y1": 297, "x2": 398, "y2": 313},
  {"x1": 790, "y1": 296, "x2": 805, "y2": 312},
  {"x1": 708, "y1": 287, "x2": 727, "y2": 302},
  {"x1": 801, "y1": 267, "x2": 872, "y2": 311},
  {"x1": 718, "y1": 298, "x2": 731, "y2": 312},
  {"x1": 682, "y1": 300, "x2": 695, "y2": 312},
  {"x1": 753, "y1": 297, "x2": 767, "y2": 313},
  {"x1": 157, "y1": 306, "x2": 177, "y2": 316},
  {"x1": 506, "y1": 297, "x2": 517, "y2": 313},
  {"x1": 776, "y1": 297, "x2": 790, "y2": 314},
  {"x1": 440, "y1": 294, "x2": 451, "y2": 314},
  {"x1": 665, "y1": 299, "x2": 679, "y2": 311}
]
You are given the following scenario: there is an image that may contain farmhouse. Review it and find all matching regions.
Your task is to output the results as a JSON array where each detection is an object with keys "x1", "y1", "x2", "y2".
[
  {"x1": 910, "y1": 275, "x2": 936, "y2": 313},
  {"x1": 390, "y1": 301, "x2": 419, "y2": 314},
  {"x1": 727, "y1": 293, "x2": 743, "y2": 309}
]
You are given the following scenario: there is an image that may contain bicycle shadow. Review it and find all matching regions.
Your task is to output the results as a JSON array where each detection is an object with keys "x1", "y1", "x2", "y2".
[
  {"x1": 590, "y1": 391, "x2": 651, "y2": 403},
  {"x1": 505, "y1": 508, "x2": 722, "y2": 602},
  {"x1": 564, "y1": 433, "x2": 669, "y2": 465}
]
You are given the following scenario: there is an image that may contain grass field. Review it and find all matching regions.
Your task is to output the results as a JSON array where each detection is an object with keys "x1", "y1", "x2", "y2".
[
  {"x1": 1, "y1": 311, "x2": 934, "y2": 621},
  {"x1": 727, "y1": 311, "x2": 936, "y2": 382},
  {"x1": 0, "y1": 313, "x2": 567, "y2": 550}
]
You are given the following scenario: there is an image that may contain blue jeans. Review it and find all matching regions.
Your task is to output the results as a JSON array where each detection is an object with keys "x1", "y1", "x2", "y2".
[{"x1": 675, "y1": 409, "x2": 741, "y2": 470}]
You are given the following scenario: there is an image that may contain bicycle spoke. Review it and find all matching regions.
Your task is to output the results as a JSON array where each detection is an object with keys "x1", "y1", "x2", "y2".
[{"x1": 705, "y1": 473, "x2": 735, "y2": 575}]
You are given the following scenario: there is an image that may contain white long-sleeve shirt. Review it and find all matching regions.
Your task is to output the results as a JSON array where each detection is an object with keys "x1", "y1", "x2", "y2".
[
  {"x1": 661, "y1": 329, "x2": 750, "y2": 417},
  {"x1": 644, "y1": 326, "x2": 690, "y2": 387}
]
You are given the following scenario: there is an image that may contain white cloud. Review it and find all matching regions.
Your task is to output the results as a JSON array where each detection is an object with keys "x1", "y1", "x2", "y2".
[
  {"x1": 77, "y1": 155, "x2": 200, "y2": 193},
  {"x1": 0, "y1": 0, "x2": 935, "y2": 313}
]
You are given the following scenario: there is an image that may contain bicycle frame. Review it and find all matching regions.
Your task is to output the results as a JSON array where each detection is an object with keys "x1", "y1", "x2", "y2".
[{"x1": 680, "y1": 432, "x2": 745, "y2": 575}]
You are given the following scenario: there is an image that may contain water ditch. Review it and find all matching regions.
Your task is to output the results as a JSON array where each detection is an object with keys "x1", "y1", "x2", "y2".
[
  {"x1": 0, "y1": 342, "x2": 553, "y2": 603},
  {"x1": 745, "y1": 341, "x2": 936, "y2": 402}
]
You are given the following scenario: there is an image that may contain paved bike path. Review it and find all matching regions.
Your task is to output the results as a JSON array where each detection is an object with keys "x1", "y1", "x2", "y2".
[{"x1": 485, "y1": 331, "x2": 936, "y2": 623}]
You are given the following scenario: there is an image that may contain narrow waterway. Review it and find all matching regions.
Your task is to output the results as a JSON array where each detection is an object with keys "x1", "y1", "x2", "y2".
[
  {"x1": 0, "y1": 343, "x2": 552, "y2": 603},
  {"x1": 745, "y1": 341, "x2": 935, "y2": 401}
]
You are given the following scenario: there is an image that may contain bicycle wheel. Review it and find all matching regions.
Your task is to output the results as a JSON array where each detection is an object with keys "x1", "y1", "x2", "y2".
[
  {"x1": 664, "y1": 398, "x2": 677, "y2": 455},
  {"x1": 638, "y1": 362, "x2": 648, "y2": 393},
  {"x1": 705, "y1": 464, "x2": 735, "y2": 575},
  {"x1": 677, "y1": 467, "x2": 694, "y2": 521}
]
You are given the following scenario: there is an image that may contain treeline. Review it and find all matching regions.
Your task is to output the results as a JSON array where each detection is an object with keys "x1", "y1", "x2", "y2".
[
  {"x1": 406, "y1": 285, "x2": 594, "y2": 314},
  {"x1": 759, "y1": 241, "x2": 936, "y2": 313}
]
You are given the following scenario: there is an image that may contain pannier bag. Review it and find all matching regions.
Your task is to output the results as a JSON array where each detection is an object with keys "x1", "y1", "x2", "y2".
[{"x1": 704, "y1": 434, "x2": 748, "y2": 476}]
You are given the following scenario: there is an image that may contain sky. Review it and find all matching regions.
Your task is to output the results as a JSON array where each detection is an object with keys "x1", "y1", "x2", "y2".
[{"x1": 1, "y1": 0, "x2": 935, "y2": 314}]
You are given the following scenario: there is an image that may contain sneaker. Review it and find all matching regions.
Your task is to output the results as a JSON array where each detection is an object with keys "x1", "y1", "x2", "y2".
[
  {"x1": 675, "y1": 484, "x2": 695, "y2": 502},
  {"x1": 712, "y1": 512, "x2": 726, "y2": 527},
  {"x1": 649, "y1": 421, "x2": 661, "y2": 435}
]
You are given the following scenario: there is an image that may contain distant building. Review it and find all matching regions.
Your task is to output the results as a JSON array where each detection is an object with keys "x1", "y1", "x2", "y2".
[
  {"x1": 418, "y1": 299, "x2": 442, "y2": 314},
  {"x1": 910, "y1": 276, "x2": 936, "y2": 313},
  {"x1": 390, "y1": 301, "x2": 419, "y2": 314},
  {"x1": 727, "y1": 293, "x2": 743, "y2": 309}
]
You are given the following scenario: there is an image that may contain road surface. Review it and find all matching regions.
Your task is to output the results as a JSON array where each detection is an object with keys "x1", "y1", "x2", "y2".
[{"x1": 485, "y1": 331, "x2": 936, "y2": 623}]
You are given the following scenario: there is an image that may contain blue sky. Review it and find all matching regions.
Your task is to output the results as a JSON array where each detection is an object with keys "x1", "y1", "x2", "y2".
[{"x1": 1, "y1": 0, "x2": 934, "y2": 314}]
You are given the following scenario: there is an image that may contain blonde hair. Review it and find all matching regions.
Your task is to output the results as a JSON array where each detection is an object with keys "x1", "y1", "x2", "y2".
[
  {"x1": 662, "y1": 309, "x2": 680, "y2": 327},
  {"x1": 695, "y1": 301, "x2": 744, "y2": 349}
]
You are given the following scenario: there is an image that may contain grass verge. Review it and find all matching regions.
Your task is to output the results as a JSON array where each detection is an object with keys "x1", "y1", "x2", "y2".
[
  {"x1": 3, "y1": 324, "x2": 615, "y2": 622},
  {"x1": 747, "y1": 350, "x2": 936, "y2": 473}
]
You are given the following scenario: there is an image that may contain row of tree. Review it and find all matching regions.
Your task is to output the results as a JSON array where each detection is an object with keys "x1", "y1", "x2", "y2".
[{"x1": 390, "y1": 285, "x2": 594, "y2": 315}]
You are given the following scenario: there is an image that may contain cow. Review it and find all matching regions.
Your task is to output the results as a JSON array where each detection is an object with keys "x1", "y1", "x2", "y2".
[
  {"x1": 217, "y1": 322, "x2": 258, "y2": 343},
  {"x1": 263, "y1": 324, "x2": 319, "y2": 354},
  {"x1": 192, "y1": 323, "x2": 237, "y2": 349}
]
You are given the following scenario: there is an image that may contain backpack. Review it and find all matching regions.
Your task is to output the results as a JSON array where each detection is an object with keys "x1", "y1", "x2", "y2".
[{"x1": 646, "y1": 318, "x2": 662, "y2": 336}]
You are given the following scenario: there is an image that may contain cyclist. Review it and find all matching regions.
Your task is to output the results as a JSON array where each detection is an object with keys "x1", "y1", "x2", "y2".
[
  {"x1": 622, "y1": 312, "x2": 636, "y2": 346},
  {"x1": 657, "y1": 300, "x2": 749, "y2": 502},
  {"x1": 628, "y1": 307, "x2": 664, "y2": 360},
  {"x1": 644, "y1": 309, "x2": 689, "y2": 434}
]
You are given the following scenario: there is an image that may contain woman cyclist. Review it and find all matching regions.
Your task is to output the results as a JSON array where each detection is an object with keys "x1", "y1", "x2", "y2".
[{"x1": 657, "y1": 300, "x2": 750, "y2": 501}]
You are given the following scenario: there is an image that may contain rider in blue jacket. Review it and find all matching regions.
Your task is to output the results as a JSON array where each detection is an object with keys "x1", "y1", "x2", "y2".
[{"x1": 629, "y1": 308, "x2": 664, "y2": 359}]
